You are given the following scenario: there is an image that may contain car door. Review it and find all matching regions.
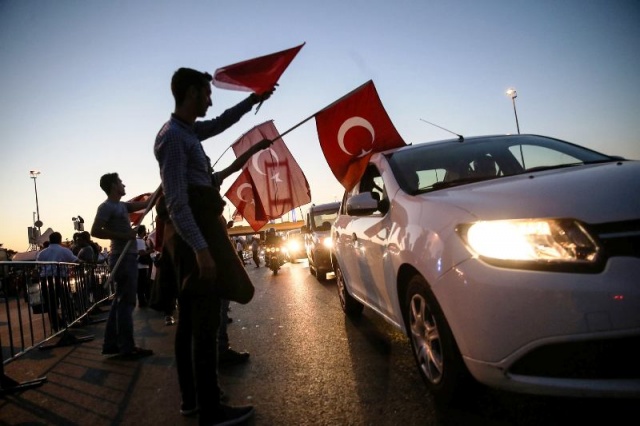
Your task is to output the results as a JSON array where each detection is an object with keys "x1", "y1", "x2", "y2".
[{"x1": 334, "y1": 164, "x2": 394, "y2": 316}]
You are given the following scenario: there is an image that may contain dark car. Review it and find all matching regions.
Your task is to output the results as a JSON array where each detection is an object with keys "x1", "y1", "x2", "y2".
[{"x1": 304, "y1": 202, "x2": 340, "y2": 281}]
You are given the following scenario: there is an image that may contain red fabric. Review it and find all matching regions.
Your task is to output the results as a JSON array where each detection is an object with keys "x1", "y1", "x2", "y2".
[
  {"x1": 315, "y1": 81, "x2": 406, "y2": 191},
  {"x1": 127, "y1": 192, "x2": 152, "y2": 226},
  {"x1": 225, "y1": 169, "x2": 269, "y2": 232},
  {"x1": 212, "y1": 43, "x2": 305, "y2": 94},
  {"x1": 231, "y1": 209, "x2": 244, "y2": 223},
  {"x1": 231, "y1": 121, "x2": 311, "y2": 220}
]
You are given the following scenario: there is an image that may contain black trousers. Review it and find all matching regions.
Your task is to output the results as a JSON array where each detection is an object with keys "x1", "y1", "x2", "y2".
[{"x1": 160, "y1": 186, "x2": 228, "y2": 420}]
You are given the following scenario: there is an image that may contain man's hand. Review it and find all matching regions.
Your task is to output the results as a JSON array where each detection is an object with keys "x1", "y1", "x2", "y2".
[
  {"x1": 255, "y1": 138, "x2": 274, "y2": 151},
  {"x1": 251, "y1": 85, "x2": 277, "y2": 105},
  {"x1": 195, "y1": 248, "x2": 217, "y2": 281}
]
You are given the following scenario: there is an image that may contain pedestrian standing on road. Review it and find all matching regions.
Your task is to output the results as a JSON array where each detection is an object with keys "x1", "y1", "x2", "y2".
[
  {"x1": 251, "y1": 237, "x2": 260, "y2": 268},
  {"x1": 154, "y1": 67, "x2": 273, "y2": 426},
  {"x1": 236, "y1": 238, "x2": 246, "y2": 265},
  {"x1": 36, "y1": 231, "x2": 79, "y2": 332},
  {"x1": 211, "y1": 140, "x2": 274, "y2": 366},
  {"x1": 76, "y1": 231, "x2": 96, "y2": 263},
  {"x1": 136, "y1": 225, "x2": 153, "y2": 307},
  {"x1": 91, "y1": 172, "x2": 154, "y2": 360}
]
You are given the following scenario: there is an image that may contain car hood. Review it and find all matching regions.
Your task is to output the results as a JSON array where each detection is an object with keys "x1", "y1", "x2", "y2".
[{"x1": 424, "y1": 161, "x2": 640, "y2": 224}]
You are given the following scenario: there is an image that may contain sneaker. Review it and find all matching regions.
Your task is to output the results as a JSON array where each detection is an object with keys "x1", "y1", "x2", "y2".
[
  {"x1": 101, "y1": 346, "x2": 119, "y2": 356},
  {"x1": 165, "y1": 315, "x2": 175, "y2": 326},
  {"x1": 205, "y1": 404, "x2": 254, "y2": 426},
  {"x1": 218, "y1": 348, "x2": 250, "y2": 365},
  {"x1": 180, "y1": 403, "x2": 198, "y2": 417}
]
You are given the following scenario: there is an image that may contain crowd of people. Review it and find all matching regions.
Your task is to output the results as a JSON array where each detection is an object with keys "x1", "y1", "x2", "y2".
[
  {"x1": 29, "y1": 67, "x2": 274, "y2": 426},
  {"x1": 74, "y1": 67, "x2": 277, "y2": 426}
]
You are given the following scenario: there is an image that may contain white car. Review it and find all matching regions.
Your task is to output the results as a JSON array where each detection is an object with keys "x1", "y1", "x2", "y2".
[{"x1": 332, "y1": 134, "x2": 640, "y2": 401}]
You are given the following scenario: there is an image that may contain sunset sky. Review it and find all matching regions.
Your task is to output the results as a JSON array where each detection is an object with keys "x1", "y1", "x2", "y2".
[{"x1": 1, "y1": 0, "x2": 638, "y2": 252}]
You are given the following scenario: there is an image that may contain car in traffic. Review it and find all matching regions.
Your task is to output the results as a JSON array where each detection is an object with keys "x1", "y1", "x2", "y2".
[
  {"x1": 331, "y1": 133, "x2": 640, "y2": 401},
  {"x1": 285, "y1": 229, "x2": 306, "y2": 262},
  {"x1": 304, "y1": 202, "x2": 340, "y2": 281}
]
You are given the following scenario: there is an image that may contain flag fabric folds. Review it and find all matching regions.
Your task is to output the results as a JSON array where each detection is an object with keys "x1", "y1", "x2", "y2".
[
  {"x1": 314, "y1": 80, "x2": 406, "y2": 191},
  {"x1": 224, "y1": 170, "x2": 268, "y2": 232},
  {"x1": 225, "y1": 121, "x2": 311, "y2": 231},
  {"x1": 127, "y1": 192, "x2": 152, "y2": 226},
  {"x1": 212, "y1": 43, "x2": 305, "y2": 95}
]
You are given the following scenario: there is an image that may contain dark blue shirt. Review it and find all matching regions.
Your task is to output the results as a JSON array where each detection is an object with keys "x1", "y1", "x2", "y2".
[{"x1": 154, "y1": 97, "x2": 254, "y2": 251}]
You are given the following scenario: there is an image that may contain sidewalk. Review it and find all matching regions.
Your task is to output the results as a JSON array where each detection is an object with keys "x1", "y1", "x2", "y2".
[{"x1": 0, "y1": 306, "x2": 195, "y2": 425}]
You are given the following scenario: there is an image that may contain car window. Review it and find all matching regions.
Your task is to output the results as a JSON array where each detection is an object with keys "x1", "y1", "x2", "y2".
[
  {"x1": 388, "y1": 135, "x2": 613, "y2": 194},
  {"x1": 312, "y1": 210, "x2": 338, "y2": 231},
  {"x1": 508, "y1": 144, "x2": 583, "y2": 170},
  {"x1": 355, "y1": 164, "x2": 387, "y2": 215}
]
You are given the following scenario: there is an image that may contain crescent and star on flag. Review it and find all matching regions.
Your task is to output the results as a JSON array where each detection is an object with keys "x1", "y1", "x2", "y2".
[
  {"x1": 213, "y1": 43, "x2": 404, "y2": 224},
  {"x1": 337, "y1": 116, "x2": 376, "y2": 158}
]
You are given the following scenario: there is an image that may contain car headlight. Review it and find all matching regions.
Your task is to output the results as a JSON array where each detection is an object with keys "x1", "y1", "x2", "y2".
[
  {"x1": 459, "y1": 219, "x2": 600, "y2": 267},
  {"x1": 288, "y1": 241, "x2": 300, "y2": 251},
  {"x1": 322, "y1": 237, "x2": 333, "y2": 249}
]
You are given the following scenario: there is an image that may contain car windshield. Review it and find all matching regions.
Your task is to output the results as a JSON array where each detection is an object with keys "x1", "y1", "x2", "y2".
[
  {"x1": 312, "y1": 210, "x2": 338, "y2": 231},
  {"x1": 387, "y1": 135, "x2": 614, "y2": 194}
]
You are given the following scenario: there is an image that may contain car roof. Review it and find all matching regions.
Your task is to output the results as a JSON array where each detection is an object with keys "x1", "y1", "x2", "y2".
[{"x1": 385, "y1": 134, "x2": 549, "y2": 155}]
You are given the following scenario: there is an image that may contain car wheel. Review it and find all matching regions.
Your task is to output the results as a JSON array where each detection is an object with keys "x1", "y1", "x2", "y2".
[
  {"x1": 405, "y1": 275, "x2": 468, "y2": 403},
  {"x1": 335, "y1": 263, "x2": 363, "y2": 317}
]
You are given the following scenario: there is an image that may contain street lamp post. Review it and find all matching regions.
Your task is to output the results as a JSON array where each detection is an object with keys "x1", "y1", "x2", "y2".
[
  {"x1": 506, "y1": 88, "x2": 520, "y2": 134},
  {"x1": 29, "y1": 170, "x2": 43, "y2": 230}
]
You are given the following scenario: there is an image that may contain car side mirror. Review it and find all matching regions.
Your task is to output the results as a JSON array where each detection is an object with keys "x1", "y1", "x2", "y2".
[{"x1": 346, "y1": 192, "x2": 380, "y2": 216}]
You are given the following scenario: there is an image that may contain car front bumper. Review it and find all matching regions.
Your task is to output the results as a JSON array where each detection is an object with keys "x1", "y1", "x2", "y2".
[{"x1": 433, "y1": 256, "x2": 640, "y2": 397}]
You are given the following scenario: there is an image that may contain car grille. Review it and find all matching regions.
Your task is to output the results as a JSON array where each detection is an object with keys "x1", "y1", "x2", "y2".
[
  {"x1": 509, "y1": 336, "x2": 640, "y2": 379},
  {"x1": 589, "y1": 219, "x2": 640, "y2": 258}
]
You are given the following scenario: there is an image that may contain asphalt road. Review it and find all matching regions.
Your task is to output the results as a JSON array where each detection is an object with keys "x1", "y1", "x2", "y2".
[
  {"x1": 1, "y1": 258, "x2": 636, "y2": 425},
  {"x1": 221, "y1": 260, "x2": 637, "y2": 426}
]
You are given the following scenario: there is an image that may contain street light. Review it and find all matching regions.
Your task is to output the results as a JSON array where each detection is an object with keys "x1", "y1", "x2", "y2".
[
  {"x1": 506, "y1": 88, "x2": 520, "y2": 134},
  {"x1": 29, "y1": 170, "x2": 43, "y2": 229}
]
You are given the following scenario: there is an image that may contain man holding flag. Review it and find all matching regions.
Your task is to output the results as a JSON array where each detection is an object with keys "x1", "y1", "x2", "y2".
[
  {"x1": 154, "y1": 67, "x2": 272, "y2": 425},
  {"x1": 91, "y1": 173, "x2": 153, "y2": 359}
]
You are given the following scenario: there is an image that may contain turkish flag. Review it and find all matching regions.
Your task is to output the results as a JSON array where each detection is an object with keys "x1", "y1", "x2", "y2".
[
  {"x1": 232, "y1": 121, "x2": 311, "y2": 219},
  {"x1": 231, "y1": 209, "x2": 244, "y2": 223},
  {"x1": 127, "y1": 192, "x2": 152, "y2": 226},
  {"x1": 213, "y1": 43, "x2": 305, "y2": 95},
  {"x1": 225, "y1": 169, "x2": 268, "y2": 232},
  {"x1": 315, "y1": 80, "x2": 406, "y2": 191}
]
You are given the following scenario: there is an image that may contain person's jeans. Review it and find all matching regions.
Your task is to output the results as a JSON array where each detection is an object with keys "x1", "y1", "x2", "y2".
[{"x1": 103, "y1": 252, "x2": 138, "y2": 353}]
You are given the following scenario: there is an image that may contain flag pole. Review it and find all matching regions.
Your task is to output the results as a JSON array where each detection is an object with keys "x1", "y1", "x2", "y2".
[
  {"x1": 269, "y1": 80, "x2": 374, "y2": 143},
  {"x1": 214, "y1": 79, "x2": 373, "y2": 164},
  {"x1": 103, "y1": 184, "x2": 162, "y2": 289}
]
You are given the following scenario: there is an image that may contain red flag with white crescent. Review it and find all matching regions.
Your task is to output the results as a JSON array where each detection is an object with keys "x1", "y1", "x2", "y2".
[
  {"x1": 231, "y1": 121, "x2": 311, "y2": 219},
  {"x1": 225, "y1": 169, "x2": 268, "y2": 232},
  {"x1": 127, "y1": 192, "x2": 152, "y2": 226},
  {"x1": 314, "y1": 80, "x2": 406, "y2": 191},
  {"x1": 213, "y1": 43, "x2": 305, "y2": 95},
  {"x1": 231, "y1": 209, "x2": 244, "y2": 223}
]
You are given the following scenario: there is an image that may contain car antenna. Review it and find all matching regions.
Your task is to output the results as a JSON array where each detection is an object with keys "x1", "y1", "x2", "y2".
[{"x1": 419, "y1": 118, "x2": 464, "y2": 142}]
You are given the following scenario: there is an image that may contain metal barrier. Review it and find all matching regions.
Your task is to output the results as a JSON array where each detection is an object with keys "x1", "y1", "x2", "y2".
[{"x1": 0, "y1": 260, "x2": 113, "y2": 395}]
